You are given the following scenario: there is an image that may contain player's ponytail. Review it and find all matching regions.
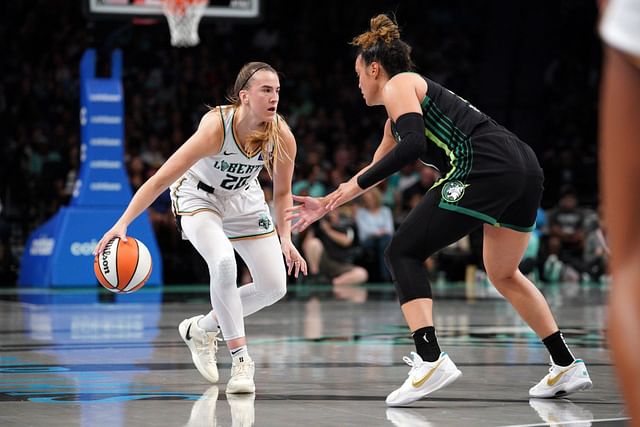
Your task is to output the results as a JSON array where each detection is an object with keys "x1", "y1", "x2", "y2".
[
  {"x1": 248, "y1": 113, "x2": 290, "y2": 177},
  {"x1": 352, "y1": 14, "x2": 401, "y2": 49},
  {"x1": 351, "y1": 14, "x2": 414, "y2": 77}
]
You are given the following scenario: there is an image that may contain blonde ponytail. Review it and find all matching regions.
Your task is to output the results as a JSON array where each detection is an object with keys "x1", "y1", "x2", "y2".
[{"x1": 246, "y1": 113, "x2": 291, "y2": 176}]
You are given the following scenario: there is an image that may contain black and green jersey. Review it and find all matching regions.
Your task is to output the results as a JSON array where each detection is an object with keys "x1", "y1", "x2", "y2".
[
  {"x1": 391, "y1": 74, "x2": 543, "y2": 231},
  {"x1": 391, "y1": 75, "x2": 539, "y2": 188}
]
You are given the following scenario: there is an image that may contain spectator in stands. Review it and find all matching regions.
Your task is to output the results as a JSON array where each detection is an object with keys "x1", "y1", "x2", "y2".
[
  {"x1": 394, "y1": 163, "x2": 420, "y2": 202},
  {"x1": 141, "y1": 133, "x2": 167, "y2": 169},
  {"x1": 401, "y1": 166, "x2": 440, "y2": 208},
  {"x1": 355, "y1": 188, "x2": 394, "y2": 282},
  {"x1": 583, "y1": 213, "x2": 608, "y2": 283},
  {"x1": 545, "y1": 188, "x2": 585, "y2": 281},
  {"x1": 292, "y1": 164, "x2": 327, "y2": 197},
  {"x1": 301, "y1": 207, "x2": 368, "y2": 289},
  {"x1": 128, "y1": 155, "x2": 147, "y2": 193}
]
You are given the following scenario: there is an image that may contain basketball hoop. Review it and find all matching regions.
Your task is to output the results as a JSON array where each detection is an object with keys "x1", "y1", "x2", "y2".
[{"x1": 162, "y1": 0, "x2": 207, "y2": 47}]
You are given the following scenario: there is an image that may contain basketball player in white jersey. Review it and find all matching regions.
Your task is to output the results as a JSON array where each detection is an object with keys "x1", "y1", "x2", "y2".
[
  {"x1": 599, "y1": 0, "x2": 640, "y2": 423},
  {"x1": 94, "y1": 62, "x2": 307, "y2": 394}
]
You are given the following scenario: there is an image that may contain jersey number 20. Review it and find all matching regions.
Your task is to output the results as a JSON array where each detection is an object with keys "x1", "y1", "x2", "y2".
[{"x1": 220, "y1": 174, "x2": 250, "y2": 190}]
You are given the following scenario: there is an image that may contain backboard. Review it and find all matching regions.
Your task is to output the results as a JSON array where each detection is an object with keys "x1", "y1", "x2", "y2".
[{"x1": 85, "y1": 0, "x2": 260, "y2": 19}]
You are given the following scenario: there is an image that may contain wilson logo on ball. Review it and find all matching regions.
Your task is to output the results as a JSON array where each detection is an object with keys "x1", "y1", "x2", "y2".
[{"x1": 93, "y1": 237, "x2": 152, "y2": 293}]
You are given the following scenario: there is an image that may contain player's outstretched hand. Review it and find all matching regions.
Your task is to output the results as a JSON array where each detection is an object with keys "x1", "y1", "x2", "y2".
[
  {"x1": 285, "y1": 195, "x2": 328, "y2": 233},
  {"x1": 324, "y1": 180, "x2": 362, "y2": 211},
  {"x1": 93, "y1": 222, "x2": 128, "y2": 256}
]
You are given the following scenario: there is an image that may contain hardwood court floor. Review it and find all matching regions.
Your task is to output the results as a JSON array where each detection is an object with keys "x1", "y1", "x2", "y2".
[{"x1": 0, "y1": 282, "x2": 628, "y2": 426}]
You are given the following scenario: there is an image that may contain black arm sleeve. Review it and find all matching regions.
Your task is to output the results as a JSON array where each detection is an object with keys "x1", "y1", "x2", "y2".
[{"x1": 357, "y1": 112, "x2": 427, "y2": 190}]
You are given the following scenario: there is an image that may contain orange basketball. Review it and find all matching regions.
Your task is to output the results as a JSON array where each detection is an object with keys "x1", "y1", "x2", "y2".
[{"x1": 93, "y1": 237, "x2": 152, "y2": 293}]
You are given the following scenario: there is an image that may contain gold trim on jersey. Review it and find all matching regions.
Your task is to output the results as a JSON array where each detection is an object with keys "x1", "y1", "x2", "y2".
[
  {"x1": 231, "y1": 108, "x2": 262, "y2": 159},
  {"x1": 171, "y1": 177, "x2": 224, "y2": 218},
  {"x1": 170, "y1": 176, "x2": 188, "y2": 216},
  {"x1": 228, "y1": 230, "x2": 276, "y2": 241},
  {"x1": 173, "y1": 207, "x2": 223, "y2": 218},
  {"x1": 218, "y1": 106, "x2": 226, "y2": 142}
]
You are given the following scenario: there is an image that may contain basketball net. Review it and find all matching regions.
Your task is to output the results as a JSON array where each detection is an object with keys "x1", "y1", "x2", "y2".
[{"x1": 162, "y1": 0, "x2": 207, "y2": 47}]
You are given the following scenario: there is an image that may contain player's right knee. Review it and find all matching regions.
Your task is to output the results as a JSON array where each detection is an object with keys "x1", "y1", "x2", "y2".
[
  {"x1": 384, "y1": 236, "x2": 403, "y2": 274},
  {"x1": 396, "y1": 286, "x2": 433, "y2": 305}
]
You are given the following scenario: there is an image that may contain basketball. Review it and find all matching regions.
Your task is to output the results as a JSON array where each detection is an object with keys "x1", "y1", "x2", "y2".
[{"x1": 93, "y1": 237, "x2": 152, "y2": 293}]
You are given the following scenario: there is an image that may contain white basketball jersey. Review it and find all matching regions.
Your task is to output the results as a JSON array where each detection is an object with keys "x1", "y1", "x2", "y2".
[{"x1": 188, "y1": 106, "x2": 272, "y2": 193}]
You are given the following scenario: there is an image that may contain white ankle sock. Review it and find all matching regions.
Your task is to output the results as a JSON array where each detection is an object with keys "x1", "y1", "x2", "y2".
[
  {"x1": 230, "y1": 345, "x2": 248, "y2": 360},
  {"x1": 198, "y1": 311, "x2": 219, "y2": 332}
]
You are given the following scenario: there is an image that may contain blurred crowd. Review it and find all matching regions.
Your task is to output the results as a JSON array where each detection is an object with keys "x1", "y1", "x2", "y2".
[{"x1": 0, "y1": 1, "x2": 605, "y2": 287}]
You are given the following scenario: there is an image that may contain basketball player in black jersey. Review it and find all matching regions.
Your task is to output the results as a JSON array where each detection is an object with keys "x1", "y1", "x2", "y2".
[{"x1": 287, "y1": 14, "x2": 592, "y2": 406}]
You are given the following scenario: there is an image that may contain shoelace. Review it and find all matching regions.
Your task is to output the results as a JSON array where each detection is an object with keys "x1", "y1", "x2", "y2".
[
  {"x1": 402, "y1": 352, "x2": 421, "y2": 376},
  {"x1": 546, "y1": 357, "x2": 566, "y2": 375},
  {"x1": 546, "y1": 361, "x2": 575, "y2": 380},
  {"x1": 194, "y1": 332, "x2": 221, "y2": 352},
  {"x1": 232, "y1": 361, "x2": 253, "y2": 377},
  {"x1": 205, "y1": 333, "x2": 222, "y2": 362}
]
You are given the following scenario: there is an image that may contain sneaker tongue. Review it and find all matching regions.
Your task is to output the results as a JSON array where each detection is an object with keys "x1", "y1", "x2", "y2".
[{"x1": 410, "y1": 351, "x2": 424, "y2": 364}]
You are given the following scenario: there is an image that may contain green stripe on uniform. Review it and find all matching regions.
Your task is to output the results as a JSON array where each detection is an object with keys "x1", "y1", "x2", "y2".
[
  {"x1": 425, "y1": 128, "x2": 458, "y2": 190},
  {"x1": 498, "y1": 222, "x2": 535, "y2": 232},
  {"x1": 228, "y1": 230, "x2": 275, "y2": 240},
  {"x1": 438, "y1": 202, "x2": 535, "y2": 232},
  {"x1": 438, "y1": 201, "x2": 498, "y2": 225},
  {"x1": 422, "y1": 96, "x2": 473, "y2": 181}
]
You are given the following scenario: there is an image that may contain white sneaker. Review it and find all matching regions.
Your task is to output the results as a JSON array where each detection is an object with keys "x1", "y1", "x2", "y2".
[
  {"x1": 385, "y1": 352, "x2": 462, "y2": 407},
  {"x1": 529, "y1": 398, "x2": 594, "y2": 426},
  {"x1": 179, "y1": 315, "x2": 222, "y2": 383},
  {"x1": 183, "y1": 386, "x2": 219, "y2": 427},
  {"x1": 228, "y1": 392, "x2": 255, "y2": 426},
  {"x1": 529, "y1": 358, "x2": 592, "y2": 398},
  {"x1": 226, "y1": 355, "x2": 255, "y2": 394}
]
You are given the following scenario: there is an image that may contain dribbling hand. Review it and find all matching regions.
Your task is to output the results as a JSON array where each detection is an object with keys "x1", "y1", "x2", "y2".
[{"x1": 93, "y1": 223, "x2": 128, "y2": 256}]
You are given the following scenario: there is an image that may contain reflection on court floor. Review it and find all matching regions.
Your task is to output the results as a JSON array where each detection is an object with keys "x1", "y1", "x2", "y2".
[{"x1": 0, "y1": 283, "x2": 627, "y2": 426}]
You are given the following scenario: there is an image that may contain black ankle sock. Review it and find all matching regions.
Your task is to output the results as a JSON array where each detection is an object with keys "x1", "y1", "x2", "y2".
[
  {"x1": 412, "y1": 326, "x2": 441, "y2": 362},
  {"x1": 542, "y1": 330, "x2": 575, "y2": 367}
]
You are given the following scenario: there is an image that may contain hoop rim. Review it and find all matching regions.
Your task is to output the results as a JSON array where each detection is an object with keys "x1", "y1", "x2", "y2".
[
  {"x1": 163, "y1": 0, "x2": 208, "y2": 15},
  {"x1": 84, "y1": 0, "x2": 261, "y2": 20}
]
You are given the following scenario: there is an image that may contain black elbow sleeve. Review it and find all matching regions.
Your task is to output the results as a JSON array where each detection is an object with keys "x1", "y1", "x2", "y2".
[{"x1": 357, "y1": 112, "x2": 426, "y2": 190}]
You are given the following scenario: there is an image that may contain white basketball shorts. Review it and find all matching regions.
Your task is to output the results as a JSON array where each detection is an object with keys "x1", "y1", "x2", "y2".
[{"x1": 170, "y1": 173, "x2": 275, "y2": 241}]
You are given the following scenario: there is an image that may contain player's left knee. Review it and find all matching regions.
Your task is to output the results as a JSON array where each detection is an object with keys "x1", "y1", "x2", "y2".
[
  {"x1": 269, "y1": 280, "x2": 287, "y2": 303},
  {"x1": 258, "y1": 287, "x2": 286, "y2": 307},
  {"x1": 258, "y1": 273, "x2": 287, "y2": 306}
]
